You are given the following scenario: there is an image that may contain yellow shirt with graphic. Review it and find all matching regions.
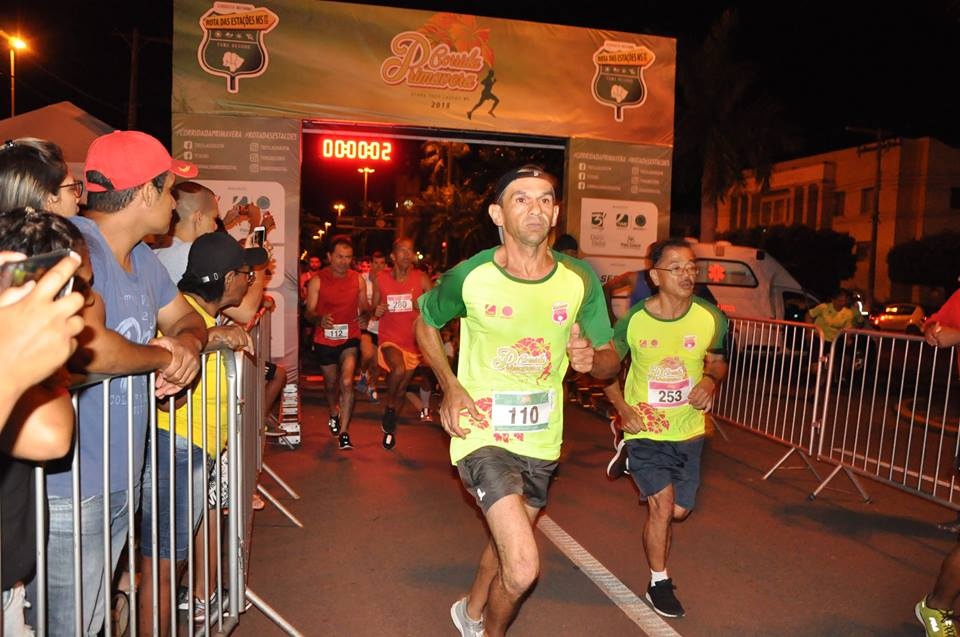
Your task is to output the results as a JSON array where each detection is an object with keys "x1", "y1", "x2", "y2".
[
  {"x1": 613, "y1": 297, "x2": 728, "y2": 442},
  {"x1": 156, "y1": 295, "x2": 229, "y2": 457},
  {"x1": 419, "y1": 248, "x2": 613, "y2": 464}
]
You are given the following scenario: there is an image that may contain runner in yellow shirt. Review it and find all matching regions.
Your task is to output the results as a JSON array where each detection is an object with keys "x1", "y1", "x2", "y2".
[
  {"x1": 417, "y1": 165, "x2": 620, "y2": 637},
  {"x1": 604, "y1": 238, "x2": 728, "y2": 619}
]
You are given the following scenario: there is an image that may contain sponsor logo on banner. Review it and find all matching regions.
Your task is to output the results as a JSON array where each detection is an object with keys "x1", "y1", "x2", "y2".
[
  {"x1": 198, "y1": 2, "x2": 279, "y2": 94},
  {"x1": 591, "y1": 40, "x2": 655, "y2": 122},
  {"x1": 380, "y1": 13, "x2": 493, "y2": 92}
]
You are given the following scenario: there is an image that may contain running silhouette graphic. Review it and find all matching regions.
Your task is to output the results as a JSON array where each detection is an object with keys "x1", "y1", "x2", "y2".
[{"x1": 467, "y1": 70, "x2": 500, "y2": 120}]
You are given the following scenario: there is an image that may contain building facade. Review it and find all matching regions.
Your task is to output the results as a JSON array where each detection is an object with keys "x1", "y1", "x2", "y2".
[{"x1": 716, "y1": 137, "x2": 960, "y2": 306}]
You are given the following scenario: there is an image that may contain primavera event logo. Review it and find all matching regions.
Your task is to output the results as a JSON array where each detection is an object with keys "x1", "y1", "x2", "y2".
[
  {"x1": 491, "y1": 337, "x2": 552, "y2": 381},
  {"x1": 198, "y1": 2, "x2": 279, "y2": 94},
  {"x1": 380, "y1": 13, "x2": 494, "y2": 93},
  {"x1": 591, "y1": 40, "x2": 655, "y2": 122}
]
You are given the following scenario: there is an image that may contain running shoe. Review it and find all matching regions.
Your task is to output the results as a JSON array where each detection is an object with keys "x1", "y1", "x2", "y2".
[
  {"x1": 328, "y1": 414, "x2": 341, "y2": 436},
  {"x1": 606, "y1": 439, "x2": 630, "y2": 480},
  {"x1": 382, "y1": 432, "x2": 396, "y2": 450},
  {"x1": 450, "y1": 597, "x2": 484, "y2": 637},
  {"x1": 193, "y1": 591, "x2": 227, "y2": 624},
  {"x1": 338, "y1": 432, "x2": 353, "y2": 450},
  {"x1": 381, "y1": 408, "x2": 397, "y2": 434},
  {"x1": 419, "y1": 407, "x2": 431, "y2": 422},
  {"x1": 177, "y1": 586, "x2": 190, "y2": 611},
  {"x1": 609, "y1": 414, "x2": 622, "y2": 449},
  {"x1": 646, "y1": 579, "x2": 684, "y2": 618},
  {"x1": 917, "y1": 597, "x2": 958, "y2": 637}
]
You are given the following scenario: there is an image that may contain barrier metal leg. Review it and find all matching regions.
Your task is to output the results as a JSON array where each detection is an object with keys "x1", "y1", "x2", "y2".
[
  {"x1": 261, "y1": 462, "x2": 301, "y2": 500},
  {"x1": 709, "y1": 415, "x2": 729, "y2": 442},
  {"x1": 245, "y1": 587, "x2": 304, "y2": 637},
  {"x1": 257, "y1": 484, "x2": 304, "y2": 528},
  {"x1": 844, "y1": 467, "x2": 872, "y2": 503},
  {"x1": 808, "y1": 463, "x2": 871, "y2": 503},
  {"x1": 763, "y1": 447, "x2": 822, "y2": 482}
]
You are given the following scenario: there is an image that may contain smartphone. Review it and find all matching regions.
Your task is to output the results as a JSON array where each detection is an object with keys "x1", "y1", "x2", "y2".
[
  {"x1": 0, "y1": 249, "x2": 74, "y2": 298},
  {"x1": 252, "y1": 226, "x2": 266, "y2": 247}
]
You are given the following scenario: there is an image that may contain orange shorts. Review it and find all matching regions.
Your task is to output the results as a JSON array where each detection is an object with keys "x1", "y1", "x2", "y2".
[{"x1": 378, "y1": 342, "x2": 421, "y2": 372}]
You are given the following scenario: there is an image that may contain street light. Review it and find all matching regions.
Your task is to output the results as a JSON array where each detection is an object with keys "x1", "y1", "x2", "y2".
[
  {"x1": 332, "y1": 202, "x2": 345, "y2": 217},
  {"x1": 0, "y1": 30, "x2": 27, "y2": 117},
  {"x1": 357, "y1": 167, "x2": 375, "y2": 211}
]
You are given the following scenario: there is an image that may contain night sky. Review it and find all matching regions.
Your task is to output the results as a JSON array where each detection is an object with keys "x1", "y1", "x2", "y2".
[{"x1": 4, "y1": 1, "x2": 959, "y2": 227}]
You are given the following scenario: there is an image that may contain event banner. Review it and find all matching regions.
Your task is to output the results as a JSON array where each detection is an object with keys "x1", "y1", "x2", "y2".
[
  {"x1": 172, "y1": 113, "x2": 302, "y2": 378},
  {"x1": 565, "y1": 138, "x2": 672, "y2": 283},
  {"x1": 172, "y1": 0, "x2": 675, "y2": 146}
]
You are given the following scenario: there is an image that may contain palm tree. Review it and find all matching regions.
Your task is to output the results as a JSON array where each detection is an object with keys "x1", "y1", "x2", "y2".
[{"x1": 675, "y1": 9, "x2": 798, "y2": 241}]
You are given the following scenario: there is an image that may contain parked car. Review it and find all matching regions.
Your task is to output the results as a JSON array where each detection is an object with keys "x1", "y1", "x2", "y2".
[{"x1": 870, "y1": 302, "x2": 926, "y2": 334}]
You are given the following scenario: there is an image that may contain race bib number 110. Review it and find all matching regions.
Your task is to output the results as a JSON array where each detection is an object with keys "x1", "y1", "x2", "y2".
[{"x1": 491, "y1": 390, "x2": 554, "y2": 432}]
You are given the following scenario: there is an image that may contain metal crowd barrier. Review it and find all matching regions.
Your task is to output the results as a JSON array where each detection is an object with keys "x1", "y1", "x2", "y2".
[
  {"x1": 712, "y1": 317, "x2": 827, "y2": 481},
  {"x1": 0, "y1": 316, "x2": 302, "y2": 636},
  {"x1": 812, "y1": 328, "x2": 960, "y2": 507}
]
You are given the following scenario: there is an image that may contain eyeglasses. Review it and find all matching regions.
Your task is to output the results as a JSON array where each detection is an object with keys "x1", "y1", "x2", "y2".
[
  {"x1": 653, "y1": 264, "x2": 698, "y2": 277},
  {"x1": 60, "y1": 181, "x2": 84, "y2": 198},
  {"x1": 234, "y1": 269, "x2": 256, "y2": 283}
]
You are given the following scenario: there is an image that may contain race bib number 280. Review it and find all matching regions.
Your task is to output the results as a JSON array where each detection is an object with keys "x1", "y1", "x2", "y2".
[
  {"x1": 387, "y1": 293, "x2": 413, "y2": 313},
  {"x1": 491, "y1": 390, "x2": 554, "y2": 432}
]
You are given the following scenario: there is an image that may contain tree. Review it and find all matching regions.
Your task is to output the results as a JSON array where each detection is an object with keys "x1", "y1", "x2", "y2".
[
  {"x1": 720, "y1": 224, "x2": 856, "y2": 299},
  {"x1": 675, "y1": 9, "x2": 799, "y2": 241},
  {"x1": 888, "y1": 232, "x2": 960, "y2": 293}
]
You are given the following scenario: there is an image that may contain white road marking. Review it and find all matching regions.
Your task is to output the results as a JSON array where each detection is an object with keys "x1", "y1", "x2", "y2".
[{"x1": 537, "y1": 514, "x2": 683, "y2": 637}]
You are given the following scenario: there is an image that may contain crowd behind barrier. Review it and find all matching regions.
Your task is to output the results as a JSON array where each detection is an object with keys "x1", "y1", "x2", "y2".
[{"x1": 0, "y1": 317, "x2": 287, "y2": 636}]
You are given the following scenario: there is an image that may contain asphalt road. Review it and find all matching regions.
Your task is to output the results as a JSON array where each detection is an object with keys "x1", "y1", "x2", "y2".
[{"x1": 236, "y1": 383, "x2": 955, "y2": 636}]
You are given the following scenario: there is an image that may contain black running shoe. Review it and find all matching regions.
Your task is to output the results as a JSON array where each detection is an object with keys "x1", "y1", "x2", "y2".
[
  {"x1": 646, "y1": 579, "x2": 684, "y2": 618},
  {"x1": 328, "y1": 414, "x2": 341, "y2": 436},
  {"x1": 606, "y1": 440, "x2": 630, "y2": 480},
  {"x1": 338, "y1": 432, "x2": 352, "y2": 450},
  {"x1": 382, "y1": 432, "x2": 396, "y2": 450},
  {"x1": 381, "y1": 408, "x2": 397, "y2": 434}
]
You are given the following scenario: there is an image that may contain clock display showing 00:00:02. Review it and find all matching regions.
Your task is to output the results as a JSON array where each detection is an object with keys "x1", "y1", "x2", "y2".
[{"x1": 321, "y1": 138, "x2": 393, "y2": 161}]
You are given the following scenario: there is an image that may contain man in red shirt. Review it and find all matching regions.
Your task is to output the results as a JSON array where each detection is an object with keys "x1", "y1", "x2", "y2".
[
  {"x1": 372, "y1": 237, "x2": 433, "y2": 449},
  {"x1": 917, "y1": 281, "x2": 960, "y2": 634},
  {"x1": 304, "y1": 235, "x2": 369, "y2": 450}
]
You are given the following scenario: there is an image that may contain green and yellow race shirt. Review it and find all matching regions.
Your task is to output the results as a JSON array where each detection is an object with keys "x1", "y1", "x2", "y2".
[
  {"x1": 419, "y1": 248, "x2": 613, "y2": 464},
  {"x1": 613, "y1": 297, "x2": 728, "y2": 442}
]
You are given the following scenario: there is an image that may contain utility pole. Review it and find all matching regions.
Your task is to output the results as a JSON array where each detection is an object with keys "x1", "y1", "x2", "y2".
[
  {"x1": 116, "y1": 27, "x2": 169, "y2": 130},
  {"x1": 845, "y1": 126, "x2": 899, "y2": 310}
]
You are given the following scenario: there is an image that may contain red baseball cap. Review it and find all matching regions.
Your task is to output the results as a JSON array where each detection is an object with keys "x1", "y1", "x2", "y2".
[{"x1": 84, "y1": 130, "x2": 198, "y2": 193}]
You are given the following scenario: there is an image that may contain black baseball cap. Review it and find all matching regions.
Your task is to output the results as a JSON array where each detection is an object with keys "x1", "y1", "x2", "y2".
[
  {"x1": 492, "y1": 164, "x2": 558, "y2": 203},
  {"x1": 186, "y1": 232, "x2": 268, "y2": 283}
]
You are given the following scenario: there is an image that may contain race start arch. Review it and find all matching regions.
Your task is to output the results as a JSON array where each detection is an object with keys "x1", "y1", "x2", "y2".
[{"x1": 172, "y1": 0, "x2": 676, "y2": 379}]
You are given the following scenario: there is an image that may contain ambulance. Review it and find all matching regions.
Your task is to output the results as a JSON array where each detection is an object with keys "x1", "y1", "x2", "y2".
[{"x1": 598, "y1": 240, "x2": 820, "y2": 321}]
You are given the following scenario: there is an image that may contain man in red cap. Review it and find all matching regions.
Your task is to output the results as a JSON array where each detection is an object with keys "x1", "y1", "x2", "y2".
[{"x1": 37, "y1": 131, "x2": 209, "y2": 635}]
